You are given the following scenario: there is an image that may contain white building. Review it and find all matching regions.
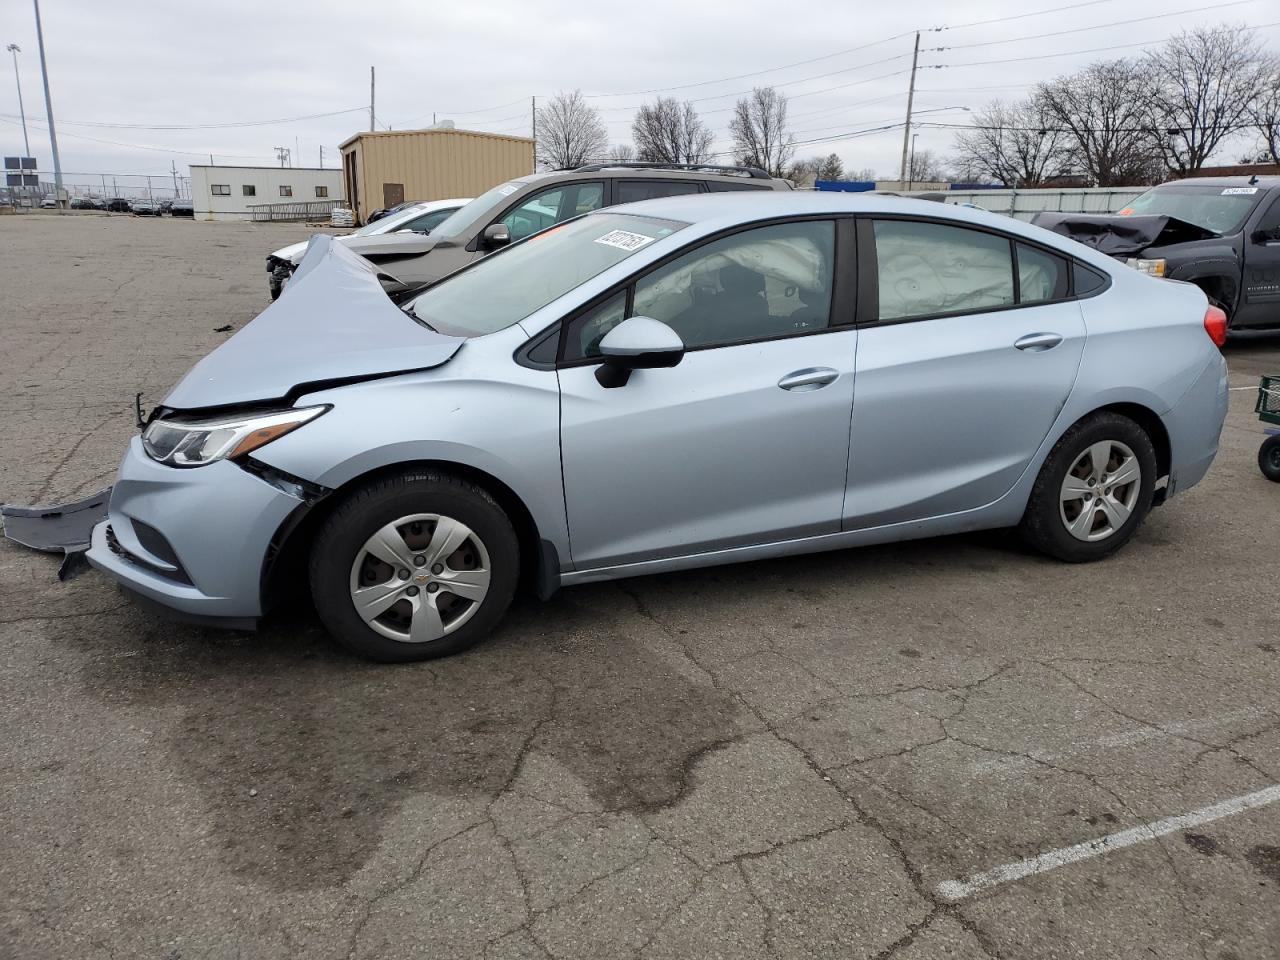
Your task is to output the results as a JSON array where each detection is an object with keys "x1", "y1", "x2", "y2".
[{"x1": 188, "y1": 164, "x2": 344, "y2": 221}]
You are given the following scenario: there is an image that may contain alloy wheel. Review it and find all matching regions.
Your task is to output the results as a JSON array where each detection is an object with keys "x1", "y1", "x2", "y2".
[
  {"x1": 1058, "y1": 440, "x2": 1142, "y2": 542},
  {"x1": 348, "y1": 513, "x2": 491, "y2": 643}
]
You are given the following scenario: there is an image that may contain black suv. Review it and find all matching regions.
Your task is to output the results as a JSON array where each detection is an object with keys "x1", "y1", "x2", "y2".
[
  {"x1": 1034, "y1": 176, "x2": 1280, "y2": 335},
  {"x1": 275, "y1": 162, "x2": 792, "y2": 295}
]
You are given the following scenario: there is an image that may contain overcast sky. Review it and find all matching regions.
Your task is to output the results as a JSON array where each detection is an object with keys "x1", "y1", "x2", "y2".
[{"x1": 2, "y1": 0, "x2": 1277, "y2": 191}]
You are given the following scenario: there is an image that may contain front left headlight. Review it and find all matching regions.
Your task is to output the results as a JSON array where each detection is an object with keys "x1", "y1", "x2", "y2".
[
  {"x1": 142, "y1": 406, "x2": 327, "y2": 468},
  {"x1": 1125, "y1": 257, "x2": 1167, "y2": 277}
]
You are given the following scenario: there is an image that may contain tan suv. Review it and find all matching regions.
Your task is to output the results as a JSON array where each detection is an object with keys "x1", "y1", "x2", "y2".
[{"x1": 279, "y1": 162, "x2": 792, "y2": 296}]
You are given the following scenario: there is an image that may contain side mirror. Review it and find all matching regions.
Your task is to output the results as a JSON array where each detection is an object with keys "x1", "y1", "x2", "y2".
[
  {"x1": 595, "y1": 316, "x2": 685, "y2": 388},
  {"x1": 482, "y1": 223, "x2": 511, "y2": 248}
]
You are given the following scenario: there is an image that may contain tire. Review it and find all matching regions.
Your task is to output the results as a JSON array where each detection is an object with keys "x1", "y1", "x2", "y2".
[
  {"x1": 1260, "y1": 436, "x2": 1280, "y2": 483},
  {"x1": 1018, "y1": 412, "x2": 1157, "y2": 563},
  {"x1": 309, "y1": 471, "x2": 519, "y2": 662}
]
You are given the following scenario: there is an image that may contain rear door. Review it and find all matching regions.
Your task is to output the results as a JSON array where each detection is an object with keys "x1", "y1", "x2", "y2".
[
  {"x1": 1236, "y1": 192, "x2": 1280, "y2": 329},
  {"x1": 844, "y1": 218, "x2": 1086, "y2": 529}
]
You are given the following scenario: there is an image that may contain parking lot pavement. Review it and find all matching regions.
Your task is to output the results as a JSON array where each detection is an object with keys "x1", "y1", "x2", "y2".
[{"x1": 1, "y1": 213, "x2": 1278, "y2": 960}]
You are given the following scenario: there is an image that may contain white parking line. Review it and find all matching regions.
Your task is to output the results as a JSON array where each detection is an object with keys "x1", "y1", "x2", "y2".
[{"x1": 936, "y1": 783, "x2": 1280, "y2": 902}]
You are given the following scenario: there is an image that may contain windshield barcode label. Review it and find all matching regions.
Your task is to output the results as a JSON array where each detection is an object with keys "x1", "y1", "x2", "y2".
[
  {"x1": 1221, "y1": 187, "x2": 1258, "y2": 195},
  {"x1": 594, "y1": 230, "x2": 655, "y2": 251}
]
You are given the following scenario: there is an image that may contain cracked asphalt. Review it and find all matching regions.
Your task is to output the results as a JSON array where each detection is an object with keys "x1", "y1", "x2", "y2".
[{"x1": 2, "y1": 213, "x2": 1279, "y2": 960}]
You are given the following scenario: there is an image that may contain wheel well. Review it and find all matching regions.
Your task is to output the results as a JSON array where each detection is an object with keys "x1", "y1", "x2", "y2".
[
  {"x1": 1187, "y1": 275, "x2": 1234, "y2": 320},
  {"x1": 261, "y1": 460, "x2": 544, "y2": 610},
  {"x1": 1092, "y1": 402, "x2": 1172, "y2": 497}
]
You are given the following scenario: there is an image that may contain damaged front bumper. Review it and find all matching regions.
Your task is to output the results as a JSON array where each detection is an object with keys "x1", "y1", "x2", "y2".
[
  {"x1": 1, "y1": 489, "x2": 111, "y2": 579},
  {"x1": 80, "y1": 437, "x2": 306, "y2": 624}
]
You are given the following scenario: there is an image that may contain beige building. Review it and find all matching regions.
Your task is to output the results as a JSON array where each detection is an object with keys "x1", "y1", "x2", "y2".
[{"x1": 339, "y1": 127, "x2": 534, "y2": 224}]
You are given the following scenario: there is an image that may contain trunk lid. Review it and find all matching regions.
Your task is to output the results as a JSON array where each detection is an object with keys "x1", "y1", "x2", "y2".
[{"x1": 164, "y1": 235, "x2": 462, "y2": 410}]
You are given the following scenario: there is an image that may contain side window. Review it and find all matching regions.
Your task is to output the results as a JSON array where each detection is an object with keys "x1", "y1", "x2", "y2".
[
  {"x1": 502, "y1": 183, "x2": 605, "y2": 241},
  {"x1": 564, "y1": 220, "x2": 835, "y2": 360},
  {"x1": 1016, "y1": 243, "x2": 1069, "y2": 303},
  {"x1": 1073, "y1": 262, "x2": 1108, "y2": 296},
  {"x1": 872, "y1": 220, "x2": 1014, "y2": 321},
  {"x1": 401, "y1": 208, "x2": 454, "y2": 234},
  {"x1": 1255, "y1": 196, "x2": 1280, "y2": 241},
  {"x1": 616, "y1": 180, "x2": 703, "y2": 203},
  {"x1": 705, "y1": 180, "x2": 772, "y2": 192},
  {"x1": 571, "y1": 292, "x2": 628, "y2": 360}
]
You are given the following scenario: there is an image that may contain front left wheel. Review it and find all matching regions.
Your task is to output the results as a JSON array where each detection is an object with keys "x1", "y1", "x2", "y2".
[{"x1": 309, "y1": 471, "x2": 519, "y2": 661}]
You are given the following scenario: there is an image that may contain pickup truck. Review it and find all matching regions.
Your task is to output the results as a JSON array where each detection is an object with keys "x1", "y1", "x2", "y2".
[{"x1": 1033, "y1": 175, "x2": 1280, "y2": 336}]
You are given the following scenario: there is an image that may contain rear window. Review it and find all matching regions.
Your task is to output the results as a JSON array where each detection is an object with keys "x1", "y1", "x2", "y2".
[{"x1": 1121, "y1": 184, "x2": 1263, "y2": 235}]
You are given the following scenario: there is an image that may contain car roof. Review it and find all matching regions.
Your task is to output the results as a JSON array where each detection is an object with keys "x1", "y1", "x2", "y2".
[
  {"x1": 517, "y1": 167, "x2": 788, "y2": 187},
  {"x1": 588, "y1": 190, "x2": 1122, "y2": 266},
  {"x1": 1154, "y1": 176, "x2": 1280, "y2": 188}
]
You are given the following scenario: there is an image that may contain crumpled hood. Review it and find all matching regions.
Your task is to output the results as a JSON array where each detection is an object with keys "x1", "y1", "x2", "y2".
[
  {"x1": 1032, "y1": 212, "x2": 1218, "y2": 257},
  {"x1": 329, "y1": 230, "x2": 442, "y2": 261},
  {"x1": 164, "y1": 235, "x2": 462, "y2": 410}
]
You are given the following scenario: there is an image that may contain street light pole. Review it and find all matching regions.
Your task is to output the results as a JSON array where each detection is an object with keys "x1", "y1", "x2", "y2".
[
  {"x1": 6, "y1": 43, "x2": 29, "y2": 158},
  {"x1": 31, "y1": 0, "x2": 64, "y2": 208}
]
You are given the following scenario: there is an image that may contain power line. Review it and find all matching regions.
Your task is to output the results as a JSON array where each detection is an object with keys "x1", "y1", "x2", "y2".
[
  {"x1": 934, "y1": 0, "x2": 1117, "y2": 32},
  {"x1": 930, "y1": 0, "x2": 1263, "y2": 52},
  {"x1": 0, "y1": 115, "x2": 277, "y2": 160},
  {"x1": 934, "y1": 21, "x2": 1280, "y2": 67},
  {"x1": 0, "y1": 106, "x2": 367, "y2": 131}
]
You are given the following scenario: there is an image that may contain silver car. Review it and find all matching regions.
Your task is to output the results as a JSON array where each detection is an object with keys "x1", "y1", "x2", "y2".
[{"x1": 85, "y1": 193, "x2": 1229, "y2": 661}]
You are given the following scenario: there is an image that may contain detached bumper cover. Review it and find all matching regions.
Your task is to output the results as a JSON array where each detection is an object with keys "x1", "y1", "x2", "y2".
[{"x1": 84, "y1": 437, "x2": 303, "y2": 619}]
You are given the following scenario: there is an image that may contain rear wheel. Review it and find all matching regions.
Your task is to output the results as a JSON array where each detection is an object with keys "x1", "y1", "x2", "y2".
[
  {"x1": 310, "y1": 471, "x2": 519, "y2": 661},
  {"x1": 1260, "y1": 436, "x2": 1280, "y2": 482},
  {"x1": 1019, "y1": 412, "x2": 1157, "y2": 562}
]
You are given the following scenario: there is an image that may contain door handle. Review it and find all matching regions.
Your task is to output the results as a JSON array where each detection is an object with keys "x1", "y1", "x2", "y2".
[
  {"x1": 1014, "y1": 332, "x2": 1063, "y2": 352},
  {"x1": 778, "y1": 367, "x2": 839, "y2": 391}
]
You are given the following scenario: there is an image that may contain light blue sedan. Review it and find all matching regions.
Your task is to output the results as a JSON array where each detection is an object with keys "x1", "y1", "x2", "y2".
[{"x1": 86, "y1": 192, "x2": 1229, "y2": 660}]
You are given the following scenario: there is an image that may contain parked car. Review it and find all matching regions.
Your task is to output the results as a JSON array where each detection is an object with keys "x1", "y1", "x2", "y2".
[
  {"x1": 266, "y1": 197, "x2": 471, "y2": 299},
  {"x1": 1034, "y1": 176, "x2": 1280, "y2": 335},
  {"x1": 69, "y1": 197, "x2": 93, "y2": 209},
  {"x1": 170, "y1": 198, "x2": 194, "y2": 218},
  {"x1": 39, "y1": 195, "x2": 57, "y2": 209},
  {"x1": 83, "y1": 192, "x2": 1227, "y2": 662},
  {"x1": 366, "y1": 199, "x2": 426, "y2": 223},
  {"x1": 106, "y1": 198, "x2": 132, "y2": 213},
  {"x1": 279, "y1": 163, "x2": 794, "y2": 297},
  {"x1": 131, "y1": 199, "x2": 161, "y2": 216}
]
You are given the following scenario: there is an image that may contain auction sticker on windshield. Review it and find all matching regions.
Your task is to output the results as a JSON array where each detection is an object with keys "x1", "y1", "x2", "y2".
[
  {"x1": 594, "y1": 229, "x2": 655, "y2": 252},
  {"x1": 1222, "y1": 187, "x2": 1258, "y2": 195}
]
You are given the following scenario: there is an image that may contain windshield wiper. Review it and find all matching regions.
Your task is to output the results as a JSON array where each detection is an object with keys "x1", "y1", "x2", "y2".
[{"x1": 400, "y1": 303, "x2": 439, "y2": 333}]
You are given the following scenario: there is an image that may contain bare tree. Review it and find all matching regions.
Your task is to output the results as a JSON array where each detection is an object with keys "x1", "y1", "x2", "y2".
[
  {"x1": 730, "y1": 87, "x2": 795, "y2": 177},
  {"x1": 907, "y1": 149, "x2": 943, "y2": 183},
  {"x1": 631, "y1": 97, "x2": 714, "y2": 164},
  {"x1": 607, "y1": 143, "x2": 636, "y2": 162},
  {"x1": 953, "y1": 97, "x2": 1069, "y2": 186},
  {"x1": 535, "y1": 90, "x2": 608, "y2": 170},
  {"x1": 1247, "y1": 56, "x2": 1280, "y2": 164},
  {"x1": 1145, "y1": 25, "x2": 1268, "y2": 174},
  {"x1": 847, "y1": 166, "x2": 877, "y2": 181},
  {"x1": 1037, "y1": 60, "x2": 1162, "y2": 186},
  {"x1": 786, "y1": 156, "x2": 821, "y2": 185}
]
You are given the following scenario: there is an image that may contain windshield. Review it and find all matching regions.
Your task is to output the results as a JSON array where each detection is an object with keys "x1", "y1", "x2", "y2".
[
  {"x1": 424, "y1": 179, "x2": 539, "y2": 238},
  {"x1": 353, "y1": 203, "x2": 430, "y2": 236},
  {"x1": 405, "y1": 213, "x2": 685, "y2": 338},
  {"x1": 1121, "y1": 184, "x2": 1263, "y2": 235}
]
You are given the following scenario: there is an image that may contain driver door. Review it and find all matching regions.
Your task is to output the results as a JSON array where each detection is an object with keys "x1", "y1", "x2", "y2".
[{"x1": 557, "y1": 218, "x2": 857, "y2": 570}]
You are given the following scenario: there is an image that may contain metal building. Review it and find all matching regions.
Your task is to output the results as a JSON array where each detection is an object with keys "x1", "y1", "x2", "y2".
[{"x1": 339, "y1": 127, "x2": 533, "y2": 224}]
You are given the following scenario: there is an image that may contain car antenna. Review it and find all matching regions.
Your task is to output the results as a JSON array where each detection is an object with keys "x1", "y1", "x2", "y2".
[
  {"x1": 1249, "y1": 175, "x2": 1259, "y2": 185},
  {"x1": 134, "y1": 392, "x2": 147, "y2": 429}
]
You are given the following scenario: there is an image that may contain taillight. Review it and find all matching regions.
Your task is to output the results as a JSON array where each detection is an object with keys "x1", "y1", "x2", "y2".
[{"x1": 1203, "y1": 305, "x2": 1227, "y2": 348}]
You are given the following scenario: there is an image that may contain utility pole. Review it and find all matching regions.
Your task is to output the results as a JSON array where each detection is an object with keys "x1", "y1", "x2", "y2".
[
  {"x1": 319, "y1": 144, "x2": 324, "y2": 168},
  {"x1": 294, "y1": 136, "x2": 299, "y2": 168},
  {"x1": 530, "y1": 95, "x2": 537, "y2": 173},
  {"x1": 897, "y1": 30, "x2": 920, "y2": 187},
  {"x1": 170, "y1": 160, "x2": 178, "y2": 197},
  {"x1": 31, "y1": 0, "x2": 63, "y2": 208},
  {"x1": 369, "y1": 66, "x2": 375, "y2": 131},
  {"x1": 907, "y1": 133, "x2": 919, "y2": 191},
  {"x1": 6, "y1": 44, "x2": 29, "y2": 158}
]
